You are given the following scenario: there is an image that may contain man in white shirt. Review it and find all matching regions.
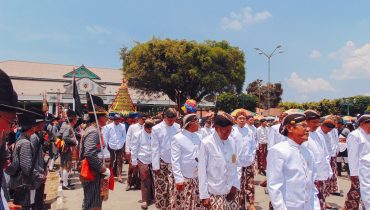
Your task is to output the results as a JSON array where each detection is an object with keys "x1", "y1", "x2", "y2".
[
  {"x1": 200, "y1": 117, "x2": 214, "y2": 139},
  {"x1": 198, "y1": 112, "x2": 240, "y2": 210},
  {"x1": 103, "y1": 113, "x2": 126, "y2": 182},
  {"x1": 327, "y1": 116, "x2": 341, "y2": 196},
  {"x1": 257, "y1": 118, "x2": 269, "y2": 175},
  {"x1": 268, "y1": 112, "x2": 288, "y2": 150},
  {"x1": 231, "y1": 111, "x2": 256, "y2": 210},
  {"x1": 151, "y1": 108, "x2": 180, "y2": 210},
  {"x1": 131, "y1": 119, "x2": 155, "y2": 210},
  {"x1": 125, "y1": 113, "x2": 145, "y2": 190},
  {"x1": 304, "y1": 110, "x2": 332, "y2": 209},
  {"x1": 316, "y1": 118, "x2": 336, "y2": 203},
  {"x1": 344, "y1": 114, "x2": 370, "y2": 209},
  {"x1": 171, "y1": 114, "x2": 203, "y2": 209},
  {"x1": 359, "y1": 153, "x2": 370, "y2": 210},
  {"x1": 267, "y1": 113, "x2": 320, "y2": 210}
]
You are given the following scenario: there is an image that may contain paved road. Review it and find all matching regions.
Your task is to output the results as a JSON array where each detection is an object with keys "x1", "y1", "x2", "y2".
[{"x1": 63, "y1": 164, "x2": 351, "y2": 210}]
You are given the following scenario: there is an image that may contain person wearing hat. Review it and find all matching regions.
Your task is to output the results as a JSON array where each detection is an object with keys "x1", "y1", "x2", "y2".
[
  {"x1": 125, "y1": 113, "x2": 145, "y2": 190},
  {"x1": 316, "y1": 117, "x2": 337, "y2": 202},
  {"x1": 80, "y1": 94, "x2": 110, "y2": 210},
  {"x1": 57, "y1": 109, "x2": 78, "y2": 190},
  {"x1": 337, "y1": 121, "x2": 353, "y2": 177},
  {"x1": 151, "y1": 107, "x2": 180, "y2": 210},
  {"x1": 359, "y1": 152, "x2": 370, "y2": 209},
  {"x1": 28, "y1": 107, "x2": 48, "y2": 210},
  {"x1": 326, "y1": 116, "x2": 341, "y2": 197},
  {"x1": 200, "y1": 117, "x2": 214, "y2": 139},
  {"x1": 198, "y1": 112, "x2": 240, "y2": 209},
  {"x1": 130, "y1": 119, "x2": 155, "y2": 210},
  {"x1": 46, "y1": 116, "x2": 60, "y2": 172},
  {"x1": 230, "y1": 111, "x2": 256, "y2": 210},
  {"x1": 6, "y1": 112, "x2": 39, "y2": 210},
  {"x1": 0, "y1": 69, "x2": 43, "y2": 210},
  {"x1": 170, "y1": 114, "x2": 203, "y2": 210},
  {"x1": 102, "y1": 113, "x2": 126, "y2": 183},
  {"x1": 267, "y1": 113, "x2": 320, "y2": 209},
  {"x1": 344, "y1": 114, "x2": 370, "y2": 209},
  {"x1": 257, "y1": 118, "x2": 269, "y2": 176},
  {"x1": 268, "y1": 112, "x2": 288, "y2": 149},
  {"x1": 303, "y1": 110, "x2": 332, "y2": 209}
]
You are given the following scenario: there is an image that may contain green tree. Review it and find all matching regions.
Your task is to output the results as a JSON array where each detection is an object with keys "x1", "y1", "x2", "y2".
[
  {"x1": 120, "y1": 38, "x2": 245, "y2": 106},
  {"x1": 216, "y1": 92, "x2": 257, "y2": 113},
  {"x1": 246, "y1": 79, "x2": 283, "y2": 109}
]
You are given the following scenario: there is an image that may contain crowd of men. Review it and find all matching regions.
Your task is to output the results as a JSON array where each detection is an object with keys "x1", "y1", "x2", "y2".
[{"x1": 1, "y1": 67, "x2": 370, "y2": 210}]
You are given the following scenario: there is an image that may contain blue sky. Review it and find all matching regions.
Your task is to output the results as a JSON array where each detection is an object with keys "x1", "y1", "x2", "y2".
[{"x1": 1, "y1": 0, "x2": 370, "y2": 102}]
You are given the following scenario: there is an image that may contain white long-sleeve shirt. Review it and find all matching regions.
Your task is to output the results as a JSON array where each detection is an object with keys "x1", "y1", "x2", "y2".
[
  {"x1": 327, "y1": 128, "x2": 339, "y2": 157},
  {"x1": 257, "y1": 126, "x2": 269, "y2": 144},
  {"x1": 347, "y1": 127, "x2": 370, "y2": 176},
  {"x1": 102, "y1": 122, "x2": 126, "y2": 150},
  {"x1": 267, "y1": 138, "x2": 320, "y2": 210},
  {"x1": 198, "y1": 132, "x2": 240, "y2": 199},
  {"x1": 304, "y1": 131, "x2": 332, "y2": 181},
  {"x1": 151, "y1": 121, "x2": 180, "y2": 170},
  {"x1": 200, "y1": 127, "x2": 214, "y2": 139},
  {"x1": 268, "y1": 123, "x2": 286, "y2": 150},
  {"x1": 131, "y1": 129, "x2": 152, "y2": 165},
  {"x1": 171, "y1": 130, "x2": 201, "y2": 183},
  {"x1": 125, "y1": 123, "x2": 143, "y2": 153},
  {"x1": 230, "y1": 125, "x2": 255, "y2": 168},
  {"x1": 359, "y1": 152, "x2": 370, "y2": 209}
]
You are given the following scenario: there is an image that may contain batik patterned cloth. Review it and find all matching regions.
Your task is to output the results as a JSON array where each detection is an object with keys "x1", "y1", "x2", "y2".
[
  {"x1": 238, "y1": 165, "x2": 255, "y2": 207},
  {"x1": 344, "y1": 176, "x2": 362, "y2": 210},
  {"x1": 153, "y1": 160, "x2": 173, "y2": 210},
  {"x1": 171, "y1": 177, "x2": 204, "y2": 210}
]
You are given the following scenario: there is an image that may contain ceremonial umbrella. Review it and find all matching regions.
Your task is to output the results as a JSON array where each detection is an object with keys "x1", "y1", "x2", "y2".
[
  {"x1": 230, "y1": 108, "x2": 255, "y2": 117},
  {"x1": 284, "y1": 108, "x2": 304, "y2": 114}
]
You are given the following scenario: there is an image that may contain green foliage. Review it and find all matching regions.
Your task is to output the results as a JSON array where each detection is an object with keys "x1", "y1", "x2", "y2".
[
  {"x1": 246, "y1": 79, "x2": 283, "y2": 109},
  {"x1": 279, "y1": 95, "x2": 370, "y2": 116},
  {"x1": 216, "y1": 92, "x2": 257, "y2": 113},
  {"x1": 120, "y1": 38, "x2": 245, "y2": 105}
]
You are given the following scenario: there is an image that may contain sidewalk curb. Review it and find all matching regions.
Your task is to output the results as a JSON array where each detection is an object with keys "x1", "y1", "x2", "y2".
[{"x1": 56, "y1": 177, "x2": 63, "y2": 210}]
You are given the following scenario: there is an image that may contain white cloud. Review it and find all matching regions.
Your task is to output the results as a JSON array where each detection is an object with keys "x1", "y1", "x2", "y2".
[
  {"x1": 85, "y1": 25, "x2": 111, "y2": 34},
  {"x1": 286, "y1": 72, "x2": 335, "y2": 93},
  {"x1": 330, "y1": 41, "x2": 370, "y2": 80},
  {"x1": 221, "y1": 7, "x2": 272, "y2": 31},
  {"x1": 309, "y1": 50, "x2": 321, "y2": 59}
]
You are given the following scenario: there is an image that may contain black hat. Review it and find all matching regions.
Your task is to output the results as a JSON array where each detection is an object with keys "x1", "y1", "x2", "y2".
[
  {"x1": 66, "y1": 109, "x2": 77, "y2": 120},
  {"x1": 304, "y1": 110, "x2": 320, "y2": 120},
  {"x1": 18, "y1": 113, "x2": 36, "y2": 132},
  {"x1": 0, "y1": 69, "x2": 42, "y2": 116},
  {"x1": 358, "y1": 114, "x2": 370, "y2": 125},
  {"x1": 214, "y1": 112, "x2": 234, "y2": 127},
  {"x1": 29, "y1": 107, "x2": 46, "y2": 123},
  {"x1": 86, "y1": 92, "x2": 107, "y2": 115},
  {"x1": 279, "y1": 113, "x2": 306, "y2": 136},
  {"x1": 164, "y1": 108, "x2": 177, "y2": 118}
]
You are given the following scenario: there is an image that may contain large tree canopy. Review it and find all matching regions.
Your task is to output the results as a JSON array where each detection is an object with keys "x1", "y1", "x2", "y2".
[
  {"x1": 120, "y1": 38, "x2": 245, "y2": 105},
  {"x1": 246, "y1": 79, "x2": 283, "y2": 109}
]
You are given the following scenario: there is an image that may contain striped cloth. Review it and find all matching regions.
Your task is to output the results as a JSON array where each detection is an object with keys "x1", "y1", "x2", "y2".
[
  {"x1": 81, "y1": 124, "x2": 104, "y2": 210},
  {"x1": 5, "y1": 134, "x2": 33, "y2": 190}
]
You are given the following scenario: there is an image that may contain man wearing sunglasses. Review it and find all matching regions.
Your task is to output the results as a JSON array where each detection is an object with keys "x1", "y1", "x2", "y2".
[
  {"x1": 171, "y1": 113, "x2": 203, "y2": 209},
  {"x1": 151, "y1": 108, "x2": 180, "y2": 209},
  {"x1": 267, "y1": 113, "x2": 320, "y2": 210}
]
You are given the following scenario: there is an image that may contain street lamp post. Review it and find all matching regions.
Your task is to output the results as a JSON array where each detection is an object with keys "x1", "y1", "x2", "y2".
[
  {"x1": 255, "y1": 45, "x2": 283, "y2": 116},
  {"x1": 343, "y1": 98, "x2": 356, "y2": 116}
]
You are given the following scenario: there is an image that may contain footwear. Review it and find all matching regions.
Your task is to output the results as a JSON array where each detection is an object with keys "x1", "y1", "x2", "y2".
[
  {"x1": 331, "y1": 191, "x2": 343, "y2": 197},
  {"x1": 125, "y1": 185, "x2": 131, "y2": 191},
  {"x1": 62, "y1": 185, "x2": 74, "y2": 190},
  {"x1": 141, "y1": 202, "x2": 148, "y2": 209},
  {"x1": 117, "y1": 177, "x2": 123, "y2": 183},
  {"x1": 68, "y1": 183, "x2": 75, "y2": 187}
]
